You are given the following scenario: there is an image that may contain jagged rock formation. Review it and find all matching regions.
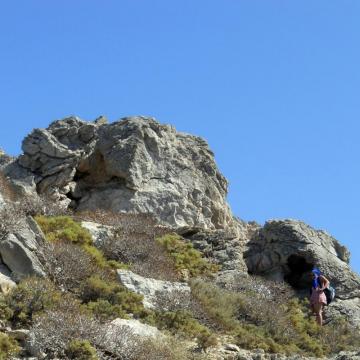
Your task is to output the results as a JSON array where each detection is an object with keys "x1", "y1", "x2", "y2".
[
  {"x1": 5, "y1": 116, "x2": 234, "y2": 230},
  {"x1": 244, "y1": 219, "x2": 360, "y2": 326}
]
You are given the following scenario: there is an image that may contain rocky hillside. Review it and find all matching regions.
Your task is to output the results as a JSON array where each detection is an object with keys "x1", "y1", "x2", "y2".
[{"x1": 0, "y1": 116, "x2": 359, "y2": 359}]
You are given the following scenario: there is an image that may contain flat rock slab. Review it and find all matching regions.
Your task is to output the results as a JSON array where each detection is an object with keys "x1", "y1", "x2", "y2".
[
  {"x1": 110, "y1": 318, "x2": 163, "y2": 338},
  {"x1": 117, "y1": 269, "x2": 191, "y2": 310}
]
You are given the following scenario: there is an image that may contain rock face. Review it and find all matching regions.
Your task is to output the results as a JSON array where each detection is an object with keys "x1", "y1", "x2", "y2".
[
  {"x1": 244, "y1": 219, "x2": 360, "y2": 326},
  {"x1": 0, "y1": 216, "x2": 46, "y2": 281},
  {"x1": 12, "y1": 116, "x2": 234, "y2": 230}
]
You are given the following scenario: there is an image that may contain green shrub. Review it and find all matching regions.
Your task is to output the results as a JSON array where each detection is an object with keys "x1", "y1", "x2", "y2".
[
  {"x1": 36, "y1": 215, "x2": 127, "y2": 270},
  {"x1": 80, "y1": 275, "x2": 147, "y2": 319},
  {"x1": 35, "y1": 215, "x2": 93, "y2": 245},
  {"x1": 0, "y1": 297, "x2": 13, "y2": 322},
  {"x1": 82, "y1": 244, "x2": 127, "y2": 270},
  {"x1": 155, "y1": 310, "x2": 211, "y2": 338},
  {"x1": 157, "y1": 234, "x2": 219, "y2": 278},
  {"x1": 190, "y1": 279, "x2": 318, "y2": 354},
  {"x1": 190, "y1": 279, "x2": 242, "y2": 331},
  {"x1": 85, "y1": 299, "x2": 127, "y2": 321},
  {"x1": 5, "y1": 277, "x2": 61, "y2": 326},
  {"x1": 0, "y1": 332, "x2": 20, "y2": 360},
  {"x1": 66, "y1": 339, "x2": 98, "y2": 360}
]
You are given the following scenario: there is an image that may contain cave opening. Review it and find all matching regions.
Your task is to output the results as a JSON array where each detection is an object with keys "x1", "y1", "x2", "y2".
[{"x1": 284, "y1": 254, "x2": 314, "y2": 289}]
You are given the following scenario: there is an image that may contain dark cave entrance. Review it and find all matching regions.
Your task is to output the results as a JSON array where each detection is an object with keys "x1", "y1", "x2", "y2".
[{"x1": 284, "y1": 254, "x2": 314, "y2": 289}]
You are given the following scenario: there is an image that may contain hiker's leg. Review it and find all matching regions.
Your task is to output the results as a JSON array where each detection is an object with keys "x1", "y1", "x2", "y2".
[
  {"x1": 310, "y1": 303, "x2": 316, "y2": 315},
  {"x1": 314, "y1": 303, "x2": 323, "y2": 326}
]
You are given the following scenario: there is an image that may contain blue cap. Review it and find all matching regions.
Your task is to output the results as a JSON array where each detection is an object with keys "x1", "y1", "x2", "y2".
[{"x1": 312, "y1": 268, "x2": 321, "y2": 276}]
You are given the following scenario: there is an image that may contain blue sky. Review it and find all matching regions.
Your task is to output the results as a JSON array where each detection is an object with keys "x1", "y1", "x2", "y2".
[{"x1": 0, "y1": 1, "x2": 359, "y2": 274}]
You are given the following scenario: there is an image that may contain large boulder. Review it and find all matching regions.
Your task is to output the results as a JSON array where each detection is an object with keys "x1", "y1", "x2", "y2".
[
  {"x1": 0, "y1": 216, "x2": 46, "y2": 280},
  {"x1": 14, "y1": 116, "x2": 234, "y2": 230},
  {"x1": 244, "y1": 219, "x2": 360, "y2": 326}
]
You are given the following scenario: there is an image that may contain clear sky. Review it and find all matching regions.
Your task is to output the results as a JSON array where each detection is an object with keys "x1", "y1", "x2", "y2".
[{"x1": 0, "y1": 1, "x2": 359, "y2": 274}]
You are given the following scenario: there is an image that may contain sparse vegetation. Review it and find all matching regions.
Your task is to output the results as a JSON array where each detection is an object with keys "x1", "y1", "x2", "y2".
[
  {"x1": 35, "y1": 215, "x2": 126, "y2": 270},
  {"x1": 191, "y1": 278, "x2": 360, "y2": 356},
  {"x1": 0, "y1": 332, "x2": 20, "y2": 360},
  {"x1": 80, "y1": 275, "x2": 150, "y2": 321},
  {"x1": 5, "y1": 277, "x2": 61, "y2": 327},
  {"x1": 1, "y1": 211, "x2": 357, "y2": 358},
  {"x1": 35, "y1": 215, "x2": 93, "y2": 245},
  {"x1": 157, "y1": 233, "x2": 219, "y2": 278},
  {"x1": 66, "y1": 339, "x2": 98, "y2": 360},
  {"x1": 80, "y1": 211, "x2": 179, "y2": 281}
]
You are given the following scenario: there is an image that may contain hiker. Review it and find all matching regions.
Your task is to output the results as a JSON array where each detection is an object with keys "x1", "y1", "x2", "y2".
[{"x1": 310, "y1": 268, "x2": 330, "y2": 326}]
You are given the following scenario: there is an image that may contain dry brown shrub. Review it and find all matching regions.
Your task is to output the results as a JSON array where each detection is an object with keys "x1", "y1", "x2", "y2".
[
  {"x1": 19, "y1": 194, "x2": 72, "y2": 217},
  {"x1": 31, "y1": 297, "x2": 147, "y2": 359},
  {"x1": 130, "y1": 337, "x2": 192, "y2": 360},
  {"x1": 153, "y1": 289, "x2": 192, "y2": 312},
  {"x1": 42, "y1": 241, "x2": 100, "y2": 293},
  {"x1": 30, "y1": 298, "x2": 100, "y2": 359},
  {"x1": 77, "y1": 210, "x2": 178, "y2": 281}
]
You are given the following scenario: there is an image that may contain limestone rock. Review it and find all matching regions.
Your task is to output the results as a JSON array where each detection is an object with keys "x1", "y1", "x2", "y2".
[
  {"x1": 16, "y1": 116, "x2": 234, "y2": 230},
  {"x1": 0, "y1": 233, "x2": 45, "y2": 280},
  {"x1": 0, "y1": 264, "x2": 16, "y2": 293},
  {"x1": 81, "y1": 221, "x2": 113, "y2": 247},
  {"x1": 117, "y1": 269, "x2": 191, "y2": 310},
  {"x1": 110, "y1": 318, "x2": 163, "y2": 338},
  {"x1": 244, "y1": 219, "x2": 360, "y2": 326},
  {"x1": 184, "y1": 220, "x2": 260, "y2": 274},
  {"x1": 0, "y1": 192, "x2": 4, "y2": 209},
  {"x1": 0, "y1": 216, "x2": 46, "y2": 280}
]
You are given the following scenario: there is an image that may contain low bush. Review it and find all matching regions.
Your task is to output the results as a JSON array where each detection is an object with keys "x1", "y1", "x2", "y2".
[
  {"x1": 155, "y1": 310, "x2": 211, "y2": 339},
  {"x1": 36, "y1": 215, "x2": 125, "y2": 271},
  {"x1": 130, "y1": 337, "x2": 202, "y2": 360},
  {"x1": 35, "y1": 215, "x2": 92, "y2": 245},
  {"x1": 19, "y1": 194, "x2": 72, "y2": 217},
  {"x1": 30, "y1": 299, "x2": 101, "y2": 359},
  {"x1": 5, "y1": 277, "x2": 61, "y2": 327},
  {"x1": 0, "y1": 332, "x2": 20, "y2": 360},
  {"x1": 42, "y1": 241, "x2": 99, "y2": 292},
  {"x1": 80, "y1": 275, "x2": 149, "y2": 320},
  {"x1": 191, "y1": 278, "x2": 360, "y2": 356},
  {"x1": 98, "y1": 221, "x2": 178, "y2": 281},
  {"x1": 319, "y1": 317, "x2": 360, "y2": 353},
  {"x1": 65, "y1": 339, "x2": 98, "y2": 360},
  {"x1": 157, "y1": 234, "x2": 219, "y2": 278}
]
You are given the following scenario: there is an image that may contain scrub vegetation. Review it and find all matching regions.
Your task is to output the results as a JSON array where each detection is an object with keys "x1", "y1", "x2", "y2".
[{"x1": 0, "y1": 210, "x2": 358, "y2": 358}]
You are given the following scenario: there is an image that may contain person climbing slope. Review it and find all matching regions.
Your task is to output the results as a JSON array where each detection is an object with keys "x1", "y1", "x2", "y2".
[{"x1": 310, "y1": 268, "x2": 329, "y2": 326}]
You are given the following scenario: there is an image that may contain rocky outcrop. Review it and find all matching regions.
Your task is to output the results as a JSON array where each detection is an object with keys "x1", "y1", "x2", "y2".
[
  {"x1": 0, "y1": 216, "x2": 46, "y2": 281},
  {"x1": 117, "y1": 269, "x2": 191, "y2": 310},
  {"x1": 8, "y1": 116, "x2": 235, "y2": 230},
  {"x1": 183, "y1": 220, "x2": 260, "y2": 274},
  {"x1": 244, "y1": 219, "x2": 360, "y2": 326}
]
